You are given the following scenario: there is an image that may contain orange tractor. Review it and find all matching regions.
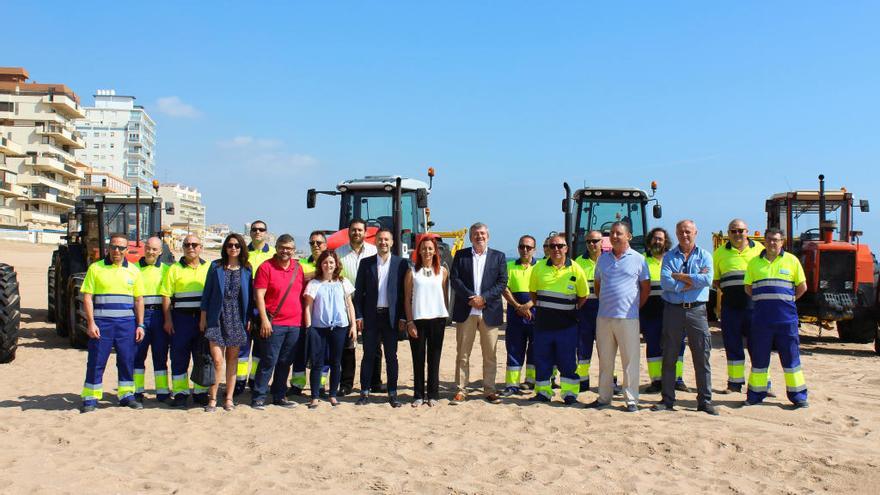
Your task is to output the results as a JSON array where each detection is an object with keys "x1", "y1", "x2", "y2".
[{"x1": 764, "y1": 174, "x2": 878, "y2": 348}]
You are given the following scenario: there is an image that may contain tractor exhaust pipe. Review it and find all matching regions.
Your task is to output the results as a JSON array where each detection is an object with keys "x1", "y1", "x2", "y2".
[
  {"x1": 563, "y1": 182, "x2": 572, "y2": 258},
  {"x1": 818, "y1": 174, "x2": 834, "y2": 243},
  {"x1": 392, "y1": 177, "x2": 402, "y2": 257}
]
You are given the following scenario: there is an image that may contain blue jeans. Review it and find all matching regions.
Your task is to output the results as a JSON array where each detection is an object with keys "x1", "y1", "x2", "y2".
[
  {"x1": 253, "y1": 325, "x2": 303, "y2": 403},
  {"x1": 309, "y1": 326, "x2": 347, "y2": 398}
]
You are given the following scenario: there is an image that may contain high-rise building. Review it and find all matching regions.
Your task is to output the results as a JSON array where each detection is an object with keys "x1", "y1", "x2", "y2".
[
  {"x1": 158, "y1": 182, "x2": 206, "y2": 234},
  {"x1": 79, "y1": 167, "x2": 131, "y2": 198},
  {"x1": 0, "y1": 67, "x2": 87, "y2": 240},
  {"x1": 75, "y1": 89, "x2": 156, "y2": 192}
]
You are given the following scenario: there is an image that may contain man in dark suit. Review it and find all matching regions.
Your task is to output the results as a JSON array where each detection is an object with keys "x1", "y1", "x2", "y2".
[
  {"x1": 450, "y1": 222, "x2": 509, "y2": 404},
  {"x1": 353, "y1": 228, "x2": 410, "y2": 408}
]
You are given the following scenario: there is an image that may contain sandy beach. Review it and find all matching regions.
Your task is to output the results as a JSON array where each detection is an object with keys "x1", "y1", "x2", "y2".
[{"x1": 1, "y1": 240, "x2": 879, "y2": 494}]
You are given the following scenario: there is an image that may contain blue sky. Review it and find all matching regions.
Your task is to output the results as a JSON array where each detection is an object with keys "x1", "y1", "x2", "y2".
[{"x1": 7, "y1": 1, "x2": 880, "y2": 254}]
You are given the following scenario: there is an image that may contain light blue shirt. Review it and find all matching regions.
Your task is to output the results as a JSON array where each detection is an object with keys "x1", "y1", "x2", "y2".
[
  {"x1": 595, "y1": 247, "x2": 650, "y2": 319},
  {"x1": 305, "y1": 279, "x2": 354, "y2": 328},
  {"x1": 660, "y1": 245, "x2": 714, "y2": 304}
]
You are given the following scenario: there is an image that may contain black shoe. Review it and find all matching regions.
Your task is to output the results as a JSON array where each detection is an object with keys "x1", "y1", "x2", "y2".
[
  {"x1": 371, "y1": 384, "x2": 388, "y2": 394},
  {"x1": 251, "y1": 400, "x2": 266, "y2": 411},
  {"x1": 134, "y1": 393, "x2": 145, "y2": 403},
  {"x1": 389, "y1": 397, "x2": 402, "y2": 408},
  {"x1": 355, "y1": 395, "x2": 369, "y2": 406},
  {"x1": 740, "y1": 400, "x2": 759, "y2": 408},
  {"x1": 80, "y1": 404, "x2": 97, "y2": 413},
  {"x1": 625, "y1": 403, "x2": 639, "y2": 413},
  {"x1": 793, "y1": 401, "x2": 810, "y2": 409},
  {"x1": 720, "y1": 384, "x2": 743, "y2": 394},
  {"x1": 500, "y1": 386, "x2": 520, "y2": 397},
  {"x1": 233, "y1": 381, "x2": 247, "y2": 397},
  {"x1": 273, "y1": 398, "x2": 297, "y2": 409},
  {"x1": 520, "y1": 382, "x2": 535, "y2": 391},
  {"x1": 563, "y1": 395, "x2": 578, "y2": 406},
  {"x1": 170, "y1": 395, "x2": 188, "y2": 408},
  {"x1": 287, "y1": 386, "x2": 303, "y2": 397},
  {"x1": 698, "y1": 403, "x2": 719, "y2": 416},
  {"x1": 121, "y1": 399, "x2": 143, "y2": 410},
  {"x1": 584, "y1": 399, "x2": 610, "y2": 409},
  {"x1": 675, "y1": 382, "x2": 689, "y2": 393},
  {"x1": 338, "y1": 386, "x2": 353, "y2": 396},
  {"x1": 613, "y1": 384, "x2": 623, "y2": 396},
  {"x1": 651, "y1": 402, "x2": 675, "y2": 412},
  {"x1": 529, "y1": 394, "x2": 551, "y2": 403},
  {"x1": 643, "y1": 382, "x2": 662, "y2": 394}
]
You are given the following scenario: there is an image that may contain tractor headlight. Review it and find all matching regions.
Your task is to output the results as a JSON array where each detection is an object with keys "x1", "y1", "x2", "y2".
[
  {"x1": 844, "y1": 281, "x2": 854, "y2": 290},
  {"x1": 819, "y1": 280, "x2": 829, "y2": 289}
]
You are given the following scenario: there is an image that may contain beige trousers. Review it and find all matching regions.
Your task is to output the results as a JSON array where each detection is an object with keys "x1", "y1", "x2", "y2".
[
  {"x1": 455, "y1": 315, "x2": 499, "y2": 394},
  {"x1": 597, "y1": 317, "x2": 641, "y2": 405}
]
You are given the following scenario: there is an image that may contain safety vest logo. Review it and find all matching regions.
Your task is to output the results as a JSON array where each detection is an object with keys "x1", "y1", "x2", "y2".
[
  {"x1": 567, "y1": 285, "x2": 575, "y2": 290},
  {"x1": 779, "y1": 269, "x2": 790, "y2": 275}
]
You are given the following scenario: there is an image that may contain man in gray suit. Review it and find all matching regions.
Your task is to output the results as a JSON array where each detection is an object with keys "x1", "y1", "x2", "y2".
[{"x1": 353, "y1": 228, "x2": 409, "y2": 408}]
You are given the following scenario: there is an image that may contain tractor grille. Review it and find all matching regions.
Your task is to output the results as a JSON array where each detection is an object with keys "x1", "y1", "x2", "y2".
[{"x1": 818, "y1": 250, "x2": 856, "y2": 293}]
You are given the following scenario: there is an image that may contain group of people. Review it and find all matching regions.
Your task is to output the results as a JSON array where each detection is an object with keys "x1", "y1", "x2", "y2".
[{"x1": 78, "y1": 216, "x2": 809, "y2": 414}]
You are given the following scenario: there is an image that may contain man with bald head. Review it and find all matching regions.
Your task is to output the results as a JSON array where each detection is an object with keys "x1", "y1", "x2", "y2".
[
  {"x1": 713, "y1": 218, "x2": 764, "y2": 393},
  {"x1": 132, "y1": 237, "x2": 171, "y2": 404},
  {"x1": 654, "y1": 220, "x2": 717, "y2": 415},
  {"x1": 161, "y1": 234, "x2": 211, "y2": 408}
]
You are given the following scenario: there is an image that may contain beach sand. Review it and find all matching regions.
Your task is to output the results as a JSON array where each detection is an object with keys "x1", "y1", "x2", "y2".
[{"x1": 1, "y1": 240, "x2": 879, "y2": 494}]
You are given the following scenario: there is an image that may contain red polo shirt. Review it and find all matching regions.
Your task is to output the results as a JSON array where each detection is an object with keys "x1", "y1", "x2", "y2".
[{"x1": 254, "y1": 256, "x2": 305, "y2": 326}]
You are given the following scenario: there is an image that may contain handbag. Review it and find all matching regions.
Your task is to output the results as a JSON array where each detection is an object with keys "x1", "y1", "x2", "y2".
[
  {"x1": 190, "y1": 335, "x2": 215, "y2": 387},
  {"x1": 267, "y1": 262, "x2": 299, "y2": 321}
]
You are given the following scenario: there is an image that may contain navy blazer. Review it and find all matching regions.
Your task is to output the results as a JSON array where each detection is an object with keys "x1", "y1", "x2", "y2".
[
  {"x1": 353, "y1": 254, "x2": 409, "y2": 330},
  {"x1": 450, "y1": 247, "x2": 508, "y2": 326},
  {"x1": 200, "y1": 260, "x2": 254, "y2": 329}
]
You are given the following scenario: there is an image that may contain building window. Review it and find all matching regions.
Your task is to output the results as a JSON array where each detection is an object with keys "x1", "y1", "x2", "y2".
[
  {"x1": 93, "y1": 144, "x2": 99, "y2": 149},
  {"x1": 0, "y1": 102, "x2": 13, "y2": 112},
  {"x1": 110, "y1": 132, "x2": 115, "y2": 137}
]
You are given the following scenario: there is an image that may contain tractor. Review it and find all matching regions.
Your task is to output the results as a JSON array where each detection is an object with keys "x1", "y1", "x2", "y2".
[
  {"x1": 0, "y1": 262, "x2": 21, "y2": 363},
  {"x1": 306, "y1": 168, "x2": 464, "y2": 261},
  {"x1": 48, "y1": 184, "x2": 173, "y2": 348},
  {"x1": 764, "y1": 174, "x2": 878, "y2": 346},
  {"x1": 562, "y1": 181, "x2": 662, "y2": 257},
  {"x1": 306, "y1": 168, "x2": 465, "y2": 319}
]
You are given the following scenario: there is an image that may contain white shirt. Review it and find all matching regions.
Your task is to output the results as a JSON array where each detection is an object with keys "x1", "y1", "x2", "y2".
[
  {"x1": 337, "y1": 242, "x2": 377, "y2": 286},
  {"x1": 470, "y1": 247, "x2": 487, "y2": 316},
  {"x1": 376, "y1": 253, "x2": 391, "y2": 308}
]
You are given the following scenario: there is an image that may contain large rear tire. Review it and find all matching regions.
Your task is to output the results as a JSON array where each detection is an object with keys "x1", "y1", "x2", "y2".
[
  {"x1": 836, "y1": 310, "x2": 876, "y2": 344},
  {"x1": 0, "y1": 263, "x2": 22, "y2": 363},
  {"x1": 47, "y1": 263, "x2": 56, "y2": 324},
  {"x1": 67, "y1": 273, "x2": 89, "y2": 349}
]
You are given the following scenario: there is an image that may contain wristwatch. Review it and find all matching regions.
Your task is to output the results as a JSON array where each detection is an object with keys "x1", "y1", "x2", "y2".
[{"x1": 136, "y1": 323, "x2": 145, "y2": 329}]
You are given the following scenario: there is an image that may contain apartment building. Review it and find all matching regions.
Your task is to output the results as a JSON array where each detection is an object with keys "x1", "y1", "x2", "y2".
[
  {"x1": 79, "y1": 168, "x2": 131, "y2": 198},
  {"x1": 158, "y1": 182, "x2": 206, "y2": 234},
  {"x1": 0, "y1": 67, "x2": 86, "y2": 240},
  {"x1": 75, "y1": 89, "x2": 156, "y2": 192}
]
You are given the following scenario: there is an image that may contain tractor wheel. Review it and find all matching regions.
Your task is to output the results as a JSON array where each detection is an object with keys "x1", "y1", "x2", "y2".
[
  {"x1": 67, "y1": 273, "x2": 89, "y2": 349},
  {"x1": 0, "y1": 263, "x2": 22, "y2": 363},
  {"x1": 55, "y1": 248, "x2": 70, "y2": 337},
  {"x1": 836, "y1": 310, "x2": 876, "y2": 344},
  {"x1": 47, "y1": 263, "x2": 56, "y2": 324}
]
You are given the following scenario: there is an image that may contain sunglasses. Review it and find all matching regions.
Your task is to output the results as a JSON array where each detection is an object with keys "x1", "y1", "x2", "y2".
[
  {"x1": 729, "y1": 229, "x2": 747, "y2": 234},
  {"x1": 309, "y1": 240, "x2": 325, "y2": 246},
  {"x1": 108, "y1": 245, "x2": 127, "y2": 251},
  {"x1": 251, "y1": 227, "x2": 267, "y2": 233},
  {"x1": 183, "y1": 242, "x2": 201, "y2": 248},
  {"x1": 548, "y1": 243, "x2": 567, "y2": 250},
  {"x1": 586, "y1": 239, "x2": 602, "y2": 244},
  {"x1": 226, "y1": 243, "x2": 241, "y2": 249},
  {"x1": 518, "y1": 244, "x2": 535, "y2": 250}
]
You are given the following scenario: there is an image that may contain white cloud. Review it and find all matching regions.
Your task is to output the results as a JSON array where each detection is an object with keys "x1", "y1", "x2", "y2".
[
  {"x1": 217, "y1": 135, "x2": 282, "y2": 149},
  {"x1": 215, "y1": 135, "x2": 318, "y2": 175},
  {"x1": 156, "y1": 96, "x2": 201, "y2": 118}
]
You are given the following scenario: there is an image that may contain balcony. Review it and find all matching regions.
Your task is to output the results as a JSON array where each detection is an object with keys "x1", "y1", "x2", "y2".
[
  {"x1": 26, "y1": 190, "x2": 76, "y2": 208},
  {"x1": 0, "y1": 181, "x2": 27, "y2": 198},
  {"x1": 30, "y1": 154, "x2": 85, "y2": 180},
  {"x1": 17, "y1": 174, "x2": 76, "y2": 195},
  {"x1": 0, "y1": 136, "x2": 26, "y2": 157},
  {"x1": 38, "y1": 124, "x2": 85, "y2": 149},
  {"x1": 22, "y1": 210, "x2": 61, "y2": 224},
  {"x1": 0, "y1": 206, "x2": 16, "y2": 220},
  {"x1": 42, "y1": 94, "x2": 87, "y2": 119}
]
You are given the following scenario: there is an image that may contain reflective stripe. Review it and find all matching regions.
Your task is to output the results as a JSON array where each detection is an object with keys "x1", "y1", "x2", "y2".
[
  {"x1": 748, "y1": 367, "x2": 769, "y2": 392},
  {"x1": 650, "y1": 289, "x2": 663, "y2": 296},
  {"x1": 94, "y1": 294, "x2": 135, "y2": 305},
  {"x1": 155, "y1": 371, "x2": 170, "y2": 394},
  {"x1": 249, "y1": 357, "x2": 260, "y2": 379},
  {"x1": 525, "y1": 365, "x2": 536, "y2": 383},
  {"x1": 290, "y1": 371, "x2": 307, "y2": 388},
  {"x1": 534, "y1": 380, "x2": 553, "y2": 399},
  {"x1": 171, "y1": 374, "x2": 190, "y2": 395},
  {"x1": 559, "y1": 377, "x2": 580, "y2": 398},
  {"x1": 81, "y1": 382, "x2": 103, "y2": 400},
  {"x1": 236, "y1": 361, "x2": 249, "y2": 379},
  {"x1": 727, "y1": 360, "x2": 746, "y2": 383},
  {"x1": 784, "y1": 367, "x2": 807, "y2": 392},
  {"x1": 134, "y1": 369, "x2": 146, "y2": 393},
  {"x1": 94, "y1": 309, "x2": 135, "y2": 318},
  {"x1": 536, "y1": 290, "x2": 576, "y2": 301},
  {"x1": 752, "y1": 279, "x2": 794, "y2": 289},
  {"x1": 576, "y1": 362, "x2": 590, "y2": 382},
  {"x1": 176, "y1": 291, "x2": 202, "y2": 298},
  {"x1": 192, "y1": 383, "x2": 209, "y2": 393},
  {"x1": 752, "y1": 293, "x2": 795, "y2": 302},
  {"x1": 118, "y1": 380, "x2": 136, "y2": 399},
  {"x1": 174, "y1": 301, "x2": 201, "y2": 309},
  {"x1": 647, "y1": 357, "x2": 662, "y2": 380},
  {"x1": 719, "y1": 279, "x2": 745, "y2": 288},
  {"x1": 506, "y1": 367, "x2": 522, "y2": 387},
  {"x1": 536, "y1": 300, "x2": 576, "y2": 311},
  {"x1": 142, "y1": 295, "x2": 163, "y2": 305}
]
